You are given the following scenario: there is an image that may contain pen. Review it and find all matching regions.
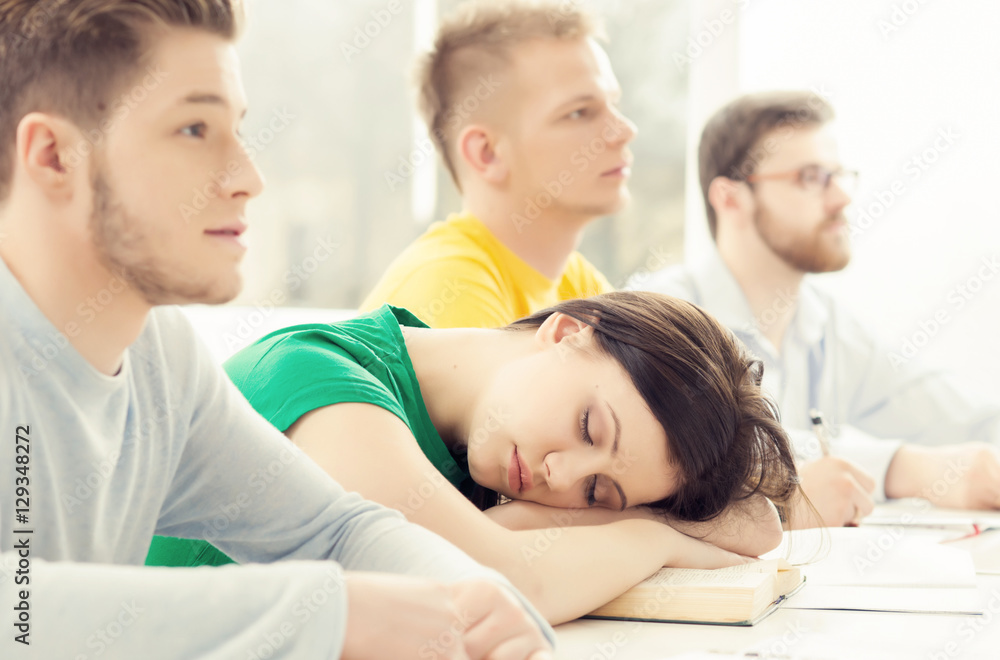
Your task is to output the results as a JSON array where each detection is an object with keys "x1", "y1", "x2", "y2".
[
  {"x1": 808, "y1": 408, "x2": 831, "y2": 457},
  {"x1": 941, "y1": 524, "x2": 982, "y2": 543}
]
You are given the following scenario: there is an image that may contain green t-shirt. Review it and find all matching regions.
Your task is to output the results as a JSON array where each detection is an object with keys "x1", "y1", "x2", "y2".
[{"x1": 144, "y1": 305, "x2": 471, "y2": 567}]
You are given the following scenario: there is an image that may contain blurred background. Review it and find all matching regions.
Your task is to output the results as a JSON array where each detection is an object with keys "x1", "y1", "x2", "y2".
[{"x1": 233, "y1": 0, "x2": 999, "y2": 398}]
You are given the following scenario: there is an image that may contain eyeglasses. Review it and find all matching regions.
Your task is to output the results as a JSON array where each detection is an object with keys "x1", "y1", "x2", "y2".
[{"x1": 746, "y1": 164, "x2": 859, "y2": 195}]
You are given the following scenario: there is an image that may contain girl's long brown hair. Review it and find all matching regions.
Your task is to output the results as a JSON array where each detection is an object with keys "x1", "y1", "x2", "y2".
[{"x1": 475, "y1": 291, "x2": 799, "y2": 522}]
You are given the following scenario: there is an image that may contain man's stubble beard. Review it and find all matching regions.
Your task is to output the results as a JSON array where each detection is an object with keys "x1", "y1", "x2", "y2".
[{"x1": 89, "y1": 171, "x2": 231, "y2": 306}]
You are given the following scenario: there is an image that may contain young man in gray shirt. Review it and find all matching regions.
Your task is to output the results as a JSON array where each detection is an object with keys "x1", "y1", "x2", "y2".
[{"x1": 0, "y1": 1, "x2": 554, "y2": 658}]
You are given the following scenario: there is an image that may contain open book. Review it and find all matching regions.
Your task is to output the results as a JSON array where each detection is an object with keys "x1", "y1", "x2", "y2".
[
  {"x1": 585, "y1": 558, "x2": 803, "y2": 626},
  {"x1": 767, "y1": 527, "x2": 983, "y2": 614}
]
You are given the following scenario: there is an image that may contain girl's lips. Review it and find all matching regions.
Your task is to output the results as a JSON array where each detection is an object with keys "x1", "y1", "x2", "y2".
[
  {"x1": 508, "y1": 446, "x2": 535, "y2": 494},
  {"x1": 508, "y1": 447, "x2": 522, "y2": 493}
]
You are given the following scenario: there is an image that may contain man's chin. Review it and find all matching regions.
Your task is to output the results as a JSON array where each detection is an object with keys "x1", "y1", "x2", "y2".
[
  {"x1": 144, "y1": 278, "x2": 242, "y2": 307},
  {"x1": 812, "y1": 248, "x2": 851, "y2": 274},
  {"x1": 578, "y1": 193, "x2": 629, "y2": 220}
]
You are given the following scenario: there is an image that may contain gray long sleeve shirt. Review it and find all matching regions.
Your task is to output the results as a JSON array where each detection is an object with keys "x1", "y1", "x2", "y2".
[{"x1": 0, "y1": 257, "x2": 553, "y2": 658}]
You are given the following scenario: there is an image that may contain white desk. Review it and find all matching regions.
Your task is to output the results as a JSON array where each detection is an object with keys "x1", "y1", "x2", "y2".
[{"x1": 555, "y1": 530, "x2": 1000, "y2": 660}]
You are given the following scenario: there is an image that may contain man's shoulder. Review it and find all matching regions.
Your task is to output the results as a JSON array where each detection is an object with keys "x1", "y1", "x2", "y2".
[{"x1": 387, "y1": 219, "x2": 499, "y2": 276}]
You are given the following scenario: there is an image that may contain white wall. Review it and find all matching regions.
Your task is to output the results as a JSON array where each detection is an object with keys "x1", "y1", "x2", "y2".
[{"x1": 687, "y1": 0, "x2": 1000, "y2": 398}]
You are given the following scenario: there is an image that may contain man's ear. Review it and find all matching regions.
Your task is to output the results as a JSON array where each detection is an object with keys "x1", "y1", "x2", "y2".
[
  {"x1": 15, "y1": 112, "x2": 86, "y2": 202},
  {"x1": 708, "y1": 175, "x2": 753, "y2": 229},
  {"x1": 456, "y1": 123, "x2": 508, "y2": 184}
]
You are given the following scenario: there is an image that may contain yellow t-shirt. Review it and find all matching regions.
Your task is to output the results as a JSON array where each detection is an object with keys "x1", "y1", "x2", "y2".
[{"x1": 360, "y1": 212, "x2": 613, "y2": 328}]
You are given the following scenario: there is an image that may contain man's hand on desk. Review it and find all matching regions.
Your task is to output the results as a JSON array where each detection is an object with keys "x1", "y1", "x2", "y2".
[
  {"x1": 788, "y1": 456, "x2": 876, "y2": 528},
  {"x1": 342, "y1": 574, "x2": 553, "y2": 660},
  {"x1": 885, "y1": 442, "x2": 1000, "y2": 510}
]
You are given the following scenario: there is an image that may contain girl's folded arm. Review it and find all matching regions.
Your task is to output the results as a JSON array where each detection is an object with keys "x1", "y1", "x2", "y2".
[{"x1": 287, "y1": 401, "x2": 748, "y2": 624}]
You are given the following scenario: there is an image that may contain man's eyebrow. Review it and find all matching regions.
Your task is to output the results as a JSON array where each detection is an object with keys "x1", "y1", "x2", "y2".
[
  {"x1": 552, "y1": 93, "x2": 597, "y2": 113},
  {"x1": 179, "y1": 93, "x2": 247, "y2": 119},
  {"x1": 552, "y1": 87, "x2": 622, "y2": 115}
]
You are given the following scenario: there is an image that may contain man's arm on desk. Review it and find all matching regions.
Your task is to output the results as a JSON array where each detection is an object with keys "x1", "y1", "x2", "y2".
[{"x1": 885, "y1": 442, "x2": 1000, "y2": 510}]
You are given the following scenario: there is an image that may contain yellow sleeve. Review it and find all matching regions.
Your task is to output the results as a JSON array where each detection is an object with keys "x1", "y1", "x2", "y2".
[{"x1": 360, "y1": 257, "x2": 516, "y2": 329}]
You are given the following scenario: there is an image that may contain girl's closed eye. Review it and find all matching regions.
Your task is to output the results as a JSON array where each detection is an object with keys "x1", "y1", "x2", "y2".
[{"x1": 580, "y1": 407, "x2": 593, "y2": 446}]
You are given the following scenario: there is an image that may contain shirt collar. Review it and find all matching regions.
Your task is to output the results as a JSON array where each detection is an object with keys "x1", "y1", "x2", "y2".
[
  {"x1": 795, "y1": 277, "x2": 829, "y2": 346},
  {"x1": 687, "y1": 245, "x2": 829, "y2": 347}
]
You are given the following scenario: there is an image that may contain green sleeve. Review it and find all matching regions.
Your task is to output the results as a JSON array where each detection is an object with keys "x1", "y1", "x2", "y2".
[
  {"x1": 145, "y1": 535, "x2": 235, "y2": 567},
  {"x1": 146, "y1": 322, "x2": 409, "y2": 568}
]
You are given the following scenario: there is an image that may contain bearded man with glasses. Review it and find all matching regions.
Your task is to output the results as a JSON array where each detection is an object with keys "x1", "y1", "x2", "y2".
[{"x1": 632, "y1": 91, "x2": 1000, "y2": 528}]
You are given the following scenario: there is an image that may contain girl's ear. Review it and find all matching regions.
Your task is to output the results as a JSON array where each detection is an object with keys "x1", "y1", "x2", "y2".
[{"x1": 534, "y1": 312, "x2": 594, "y2": 360}]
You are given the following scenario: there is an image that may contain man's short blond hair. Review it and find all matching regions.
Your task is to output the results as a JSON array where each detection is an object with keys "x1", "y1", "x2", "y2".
[{"x1": 415, "y1": 0, "x2": 602, "y2": 191}]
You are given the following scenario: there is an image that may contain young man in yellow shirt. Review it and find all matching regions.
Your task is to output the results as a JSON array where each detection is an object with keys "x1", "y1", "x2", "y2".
[{"x1": 361, "y1": 0, "x2": 635, "y2": 328}]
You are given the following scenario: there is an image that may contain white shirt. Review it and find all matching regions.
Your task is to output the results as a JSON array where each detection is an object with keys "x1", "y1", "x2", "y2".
[{"x1": 631, "y1": 248, "x2": 1000, "y2": 499}]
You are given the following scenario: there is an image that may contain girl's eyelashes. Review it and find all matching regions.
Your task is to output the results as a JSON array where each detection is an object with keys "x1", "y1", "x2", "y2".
[{"x1": 580, "y1": 407, "x2": 593, "y2": 446}]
